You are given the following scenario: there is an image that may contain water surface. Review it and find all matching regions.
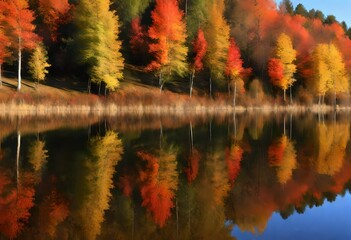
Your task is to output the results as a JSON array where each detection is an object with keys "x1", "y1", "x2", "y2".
[{"x1": 0, "y1": 113, "x2": 350, "y2": 239}]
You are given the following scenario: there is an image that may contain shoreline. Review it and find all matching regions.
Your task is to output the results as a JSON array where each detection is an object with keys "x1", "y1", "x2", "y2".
[{"x1": 0, "y1": 102, "x2": 349, "y2": 117}]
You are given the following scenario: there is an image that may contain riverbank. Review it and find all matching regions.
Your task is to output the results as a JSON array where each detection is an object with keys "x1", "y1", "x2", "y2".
[{"x1": 0, "y1": 76, "x2": 350, "y2": 116}]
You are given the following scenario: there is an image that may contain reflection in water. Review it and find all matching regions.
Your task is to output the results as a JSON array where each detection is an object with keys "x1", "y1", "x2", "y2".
[{"x1": 0, "y1": 113, "x2": 350, "y2": 239}]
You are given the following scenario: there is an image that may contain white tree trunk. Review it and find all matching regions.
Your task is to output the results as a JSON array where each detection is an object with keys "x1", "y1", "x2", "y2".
[{"x1": 18, "y1": 37, "x2": 22, "y2": 91}]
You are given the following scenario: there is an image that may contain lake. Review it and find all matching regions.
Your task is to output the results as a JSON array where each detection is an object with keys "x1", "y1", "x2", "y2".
[{"x1": 0, "y1": 112, "x2": 350, "y2": 239}]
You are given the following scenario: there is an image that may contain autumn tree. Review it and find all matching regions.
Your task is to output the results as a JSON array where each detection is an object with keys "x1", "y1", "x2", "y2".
[
  {"x1": 78, "y1": 131, "x2": 123, "y2": 240},
  {"x1": 74, "y1": 0, "x2": 124, "y2": 93},
  {"x1": 225, "y1": 145, "x2": 243, "y2": 186},
  {"x1": 190, "y1": 29, "x2": 207, "y2": 97},
  {"x1": 186, "y1": 0, "x2": 210, "y2": 41},
  {"x1": 38, "y1": 0, "x2": 71, "y2": 41},
  {"x1": 147, "y1": 0, "x2": 188, "y2": 92},
  {"x1": 0, "y1": 4, "x2": 10, "y2": 87},
  {"x1": 311, "y1": 43, "x2": 349, "y2": 105},
  {"x1": 129, "y1": 17, "x2": 148, "y2": 58},
  {"x1": 205, "y1": 0, "x2": 230, "y2": 97},
  {"x1": 1, "y1": 0, "x2": 39, "y2": 91},
  {"x1": 268, "y1": 33, "x2": 297, "y2": 102},
  {"x1": 137, "y1": 145, "x2": 178, "y2": 227},
  {"x1": 28, "y1": 139, "x2": 48, "y2": 172},
  {"x1": 113, "y1": 0, "x2": 151, "y2": 23},
  {"x1": 226, "y1": 38, "x2": 250, "y2": 107},
  {"x1": 268, "y1": 135, "x2": 297, "y2": 184},
  {"x1": 28, "y1": 43, "x2": 50, "y2": 88}
]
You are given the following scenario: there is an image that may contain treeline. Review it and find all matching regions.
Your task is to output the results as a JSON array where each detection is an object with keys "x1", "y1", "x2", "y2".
[{"x1": 1, "y1": 0, "x2": 351, "y2": 105}]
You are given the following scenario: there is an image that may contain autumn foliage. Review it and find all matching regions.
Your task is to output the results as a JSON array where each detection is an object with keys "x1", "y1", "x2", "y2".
[{"x1": 137, "y1": 147, "x2": 178, "y2": 227}]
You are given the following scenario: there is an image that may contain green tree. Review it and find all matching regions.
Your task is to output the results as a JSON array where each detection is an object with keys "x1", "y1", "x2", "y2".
[
  {"x1": 324, "y1": 15, "x2": 337, "y2": 25},
  {"x1": 113, "y1": 0, "x2": 151, "y2": 23},
  {"x1": 294, "y1": 3, "x2": 308, "y2": 17},
  {"x1": 74, "y1": 0, "x2": 124, "y2": 93},
  {"x1": 280, "y1": 0, "x2": 294, "y2": 15},
  {"x1": 28, "y1": 43, "x2": 50, "y2": 88}
]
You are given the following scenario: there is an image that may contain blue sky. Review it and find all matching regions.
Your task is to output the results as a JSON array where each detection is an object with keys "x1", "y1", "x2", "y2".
[{"x1": 276, "y1": 0, "x2": 351, "y2": 27}]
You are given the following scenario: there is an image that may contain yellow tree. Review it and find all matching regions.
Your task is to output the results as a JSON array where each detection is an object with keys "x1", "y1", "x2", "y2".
[
  {"x1": 28, "y1": 139, "x2": 48, "y2": 173},
  {"x1": 327, "y1": 44, "x2": 349, "y2": 106},
  {"x1": 311, "y1": 43, "x2": 349, "y2": 105},
  {"x1": 205, "y1": 0, "x2": 230, "y2": 97},
  {"x1": 268, "y1": 135, "x2": 297, "y2": 185},
  {"x1": 315, "y1": 122, "x2": 349, "y2": 176},
  {"x1": 78, "y1": 131, "x2": 123, "y2": 240},
  {"x1": 311, "y1": 44, "x2": 330, "y2": 104},
  {"x1": 268, "y1": 33, "x2": 297, "y2": 102},
  {"x1": 74, "y1": 0, "x2": 124, "y2": 93},
  {"x1": 28, "y1": 43, "x2": 50, "y2": 88}
]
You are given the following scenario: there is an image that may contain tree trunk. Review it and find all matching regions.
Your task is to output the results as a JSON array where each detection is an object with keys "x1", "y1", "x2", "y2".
[
  {"x1": 283, "y1": 89, "x2": 286, "y2": 102},
  {"x1": 185, "y1": 0, "x2": 188, "y2": 16},
  {"x1": 98, "y1": 82, "x2": 101, "y2": 95},
  {"x1": 318, "y1": 95, "x2": 321, "y2": 105},
  {"x1": 18, "y1": 37, "x2": 22, "y2": 91},
  {"x1": 88, "y1": 78, "x2": 91, "y2": 94},
  {"x1": 0, "y1": 63, "x2": 2, "y2": 87},
  {"x1": 190, "y1": 122, "x2": 193, "y2": 149},
  {"x1": 334, "y1": 91, "x2": 337, "y2": 110},
  {"x1": 190, "y1": 70, "x2": 195, "y2": 97},
  {"x1": 209, "y1": 118, "x2": 212, "y2": 142},
  {"x1": 322, "y1": 94, "x2": 325, "y2": 105},
  {"x1": 290, "y1": 86, "x2": 293, "y2": 104},
  {"x1": 209, "y1": 72, "x2": 212, "y2": 98},
  {"x1": 228, "y1": 81, "x2": 231, "y2": 96},
  {"x1": 16, "y1": 131, "x2": 21, "y2": 184},
  {"x1": 233, "y1": 81, "x2": 237, "y2": 108},
  {"x1": 105, "y1": 84, "x2": 107, "y2": 96},
  {"x1": 159, "y1": 71, "x2": 163, "y2": 93}
]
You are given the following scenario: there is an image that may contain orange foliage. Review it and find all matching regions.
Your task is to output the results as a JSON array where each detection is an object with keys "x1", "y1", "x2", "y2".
[
  {"x1": 225, "y1": 145, "x2": 244, "y2": 185},
  {"x1": 0, "y1": 171, "x2": 35, "y2": 239},
  {"x1": 268, "y1": 58, "x2": 284, "y2": 89},
  {"x1": 146, "y1": 0, "x2": 187, "y2": 72},
  {"x1": 192, "y1": 29, "x2": 207, "y2": 72},
  {"x1": 38, "y1": 189, "x2": 69, "y2": 238},
  {"x1": 184, "y1": 148, "x2": 200, "y2": 183},
  {"x1": 2, "y1": 0, "x2": 39, "y2": 50},
  {"x1": 137, "y1": 150, "x2": 178, "y2": 227},
  {"x1": 38, "y1": 0, "x2": 71, "y2": 41}
]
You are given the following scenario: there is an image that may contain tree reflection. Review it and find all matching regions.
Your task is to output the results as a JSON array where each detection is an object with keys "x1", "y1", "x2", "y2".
[{"x1": 137, "y1": 143, "x2": 178, "y2": 227}]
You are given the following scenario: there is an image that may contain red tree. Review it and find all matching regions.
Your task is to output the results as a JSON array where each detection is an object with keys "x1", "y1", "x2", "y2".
[
  {"x1": 225, "y1": 38, "x2": 250, "y2": 107},
  {"x1": 190, "y1": 29, "x2": 207, "y2": 97},
  {"x1": 147, "y1": 0, "x2": 188, "y2": 92},
  {"x1": 268, "y1": 58, "x2": 284, "y2": 88},
  {"x1": 184, "y1": 149, "x2": 201, "y2": 183},
  {"x1": 130, "y1": 17, "x2": 147, "y2": 55},
  {"x1": 0, "y1": 1, "x2": 10, "y2": 86},
  {"x1": 38, "y1": 0, "x2": 71, "y2": 41},
  {"x1": 2, "y1": 0, "x2": 39, "y2": 91}
]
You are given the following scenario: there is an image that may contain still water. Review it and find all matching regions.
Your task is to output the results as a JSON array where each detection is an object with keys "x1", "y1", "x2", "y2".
[{"x1": 0, "y1": 113, "x2": 350, "y2": 239}]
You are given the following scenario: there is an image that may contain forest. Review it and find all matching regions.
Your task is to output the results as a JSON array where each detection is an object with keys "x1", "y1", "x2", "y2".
[{"x1": 1, "y1": 0, "x2": 351, "y2": 107}]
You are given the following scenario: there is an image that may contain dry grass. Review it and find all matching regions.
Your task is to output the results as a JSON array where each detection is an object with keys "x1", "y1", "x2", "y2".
[{"x1": 0, "y1": 76, "x2": 350, "y2": 116}]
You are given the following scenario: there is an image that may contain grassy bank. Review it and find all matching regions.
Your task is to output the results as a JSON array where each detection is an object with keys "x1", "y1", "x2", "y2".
[{"x1": 0, "y1": 76, "x2": 349, "y2": 116}]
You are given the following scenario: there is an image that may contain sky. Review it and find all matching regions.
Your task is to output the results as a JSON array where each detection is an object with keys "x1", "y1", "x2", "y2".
[
  {"x1": 232, "y1": 193, "x2": 351, "y2": 240},
  {"x1": 276, "y1": 0, "x2": 351, "y2": 27}
]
